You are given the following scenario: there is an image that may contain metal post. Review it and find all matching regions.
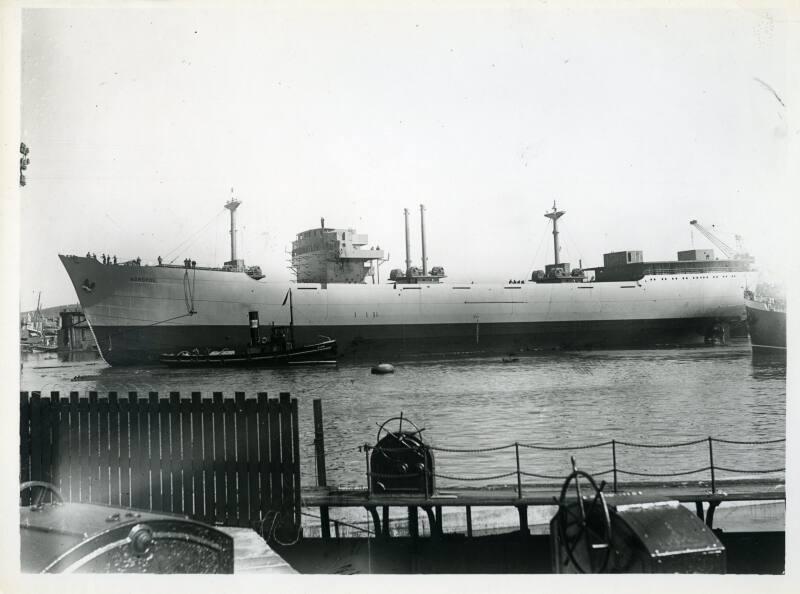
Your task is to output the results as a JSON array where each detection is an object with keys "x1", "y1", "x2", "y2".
[
  {"x1": 312, "y1": 400, "x2": 328, "y2": 486},
  {"x1": 423, "y1": 458, "x2": 430, "y2": 500},
  {"x1": 515, "y1": 442, "x2": 522, "y2": 499},
  {"x1": 611, "y1": 440, "x2": 618, "y2": 493},
  {"x1": 365, "y1": 445, "x2": 372, "y2": 495},
  {"x1": 312, "y1": 399, "x2": 330, "y2": 539},
  {"x1": 708, "y1": 437, "x2": 716, "y2": 494}
]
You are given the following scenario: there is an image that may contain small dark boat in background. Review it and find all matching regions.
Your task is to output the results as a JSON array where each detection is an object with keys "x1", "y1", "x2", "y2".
[
  {"x1": 159, "y1": 331, "x2": 336, "y2": 368},
  {"x1": 160, "y1": 297, "x2": 337, "y2": 367},
  {"x1": 745, "y1": 289, "x2": 786, "y2": 354}
]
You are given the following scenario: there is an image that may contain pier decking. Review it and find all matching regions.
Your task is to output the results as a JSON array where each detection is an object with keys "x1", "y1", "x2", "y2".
[{"x1": 302, "y1": 478, "x2": 784, "y2": 538}]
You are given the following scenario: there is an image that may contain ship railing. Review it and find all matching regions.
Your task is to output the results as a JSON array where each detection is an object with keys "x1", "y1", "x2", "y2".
[{"x1": 362, "y1": 436, "x2": 785, "y2": 498}]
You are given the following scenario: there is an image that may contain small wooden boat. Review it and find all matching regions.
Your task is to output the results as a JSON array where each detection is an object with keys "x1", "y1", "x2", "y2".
[{"x1": 160, "y1": 335, "x2": 337, "y2": 368}]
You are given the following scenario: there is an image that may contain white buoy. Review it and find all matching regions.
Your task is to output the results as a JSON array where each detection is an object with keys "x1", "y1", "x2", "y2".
[{"x1": 371, "y1": 363, "x2": 395, "y2": 374}]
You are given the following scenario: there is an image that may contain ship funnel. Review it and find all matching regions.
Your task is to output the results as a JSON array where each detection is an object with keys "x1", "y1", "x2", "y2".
[
  {"x1": 248, "y1": 311, "x2": 260, "y2": 346},
  {"x1": 404, "y1": 208, "x2": 412, "y2": 276},
  {"x1": 420, "y1": 204, "x2": 428, "y2": 275},
  {"x1": 225, "y1": 198, "x2": 242, "y2": 263}
]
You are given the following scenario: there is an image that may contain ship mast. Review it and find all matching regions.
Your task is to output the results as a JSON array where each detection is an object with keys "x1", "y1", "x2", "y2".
[
  {"x1": 544, "y1": 202, "x2": 565, "y2": 266},
  {"x1": 404, "y1": 208, "x2": 412, "y2": 276},
  {"x1": 419, "y1": 204, "x2": 428, "y2": 275},
  {"x1": 225, "y1": 196, "x2": 241, "y2": 263}
]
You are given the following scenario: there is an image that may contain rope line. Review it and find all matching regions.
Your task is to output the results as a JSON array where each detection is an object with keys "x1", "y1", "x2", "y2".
[
  {"x1": 432, "y1": 470, "x2": 518, "y2": 482},
  {"x1": 711, "y1": 437, "x2": 786, "y2": 445},
  {"x1": 519, "y1": 469, "x2": 614, "y2": 480},
  {"x1": 616, "y1": 467, "x2": 711, "y2": 477},
  {"x1": 518, "y1": 440, "x2": 613, "y2": 451},
  {"x1": 427, "y1": 444, "x2": 516, "y2": 454},
  {"x1": 614, "y1": 438, "x2": 708, "y2": 449},
  {"x1": 370, "y1": 435, "x2": 784, "y2": 454},
  {"x1": 713, "y1": 466, "x2": 785, "y2": 474}
]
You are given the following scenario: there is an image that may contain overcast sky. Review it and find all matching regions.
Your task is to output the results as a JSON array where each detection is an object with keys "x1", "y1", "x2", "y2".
[{"x1": 18, "y1": 2, "x2": 797, "y2": 310}]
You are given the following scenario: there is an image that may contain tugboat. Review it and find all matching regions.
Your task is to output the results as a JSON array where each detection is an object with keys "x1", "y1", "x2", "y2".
[
  {"x1": 745, "y1": 286, "x2": 786, "y2": 354},
  {"x1": 160, "y1": 293, "x2": 337, "y2": 368}
]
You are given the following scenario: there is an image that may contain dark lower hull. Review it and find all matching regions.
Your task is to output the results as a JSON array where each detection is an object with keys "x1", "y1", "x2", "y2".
[
  {"x1": 91, "y1": 317, "x2": 729, "y2": 366},
  {"x1": 746, "y1": 303, "x2": 786, "y2": 352}
]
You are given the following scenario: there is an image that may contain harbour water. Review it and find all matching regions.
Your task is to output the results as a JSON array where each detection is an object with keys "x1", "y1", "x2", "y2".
[{"x1": 21, "y1": 338, "x2": 786, "y2": 492}]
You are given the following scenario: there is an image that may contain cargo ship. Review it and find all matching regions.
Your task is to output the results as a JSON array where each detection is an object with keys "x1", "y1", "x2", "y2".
[
  {"x1": 59, "y1": 200, "x2": 754, "y2": 366},
  {"x1": 745, "y1": 289, "x2": 786, "y2": 353}
]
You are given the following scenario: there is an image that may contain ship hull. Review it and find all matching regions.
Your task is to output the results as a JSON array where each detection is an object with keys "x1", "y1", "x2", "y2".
[
  {"x1": 745, "y1": 299, "x2": 786, "y2": 352},
  {"x1": 59, "y1": 255, "x2": 752, "y2": 366},
  {"x1": 87, "y1": 318, "x2": 726, "y2": 365}
]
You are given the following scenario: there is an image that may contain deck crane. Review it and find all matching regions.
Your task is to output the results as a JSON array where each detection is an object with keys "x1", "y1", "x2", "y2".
[{"x1": 689, "y1": 220, "x2": 753, "y2": 261}]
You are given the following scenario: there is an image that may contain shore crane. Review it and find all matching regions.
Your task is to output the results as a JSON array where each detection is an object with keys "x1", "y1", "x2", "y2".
[{"x1": 689, "y1": 220, "x2": 753, "y2": 261}]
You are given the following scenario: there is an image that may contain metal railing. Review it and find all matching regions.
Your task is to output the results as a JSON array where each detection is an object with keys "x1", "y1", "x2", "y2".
[{"x1": 362, "y1": 436, "x2": 785, "y2": 498}]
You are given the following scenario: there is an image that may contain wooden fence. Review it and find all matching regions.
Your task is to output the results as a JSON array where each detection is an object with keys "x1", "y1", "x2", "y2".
[{"x1": 20, "y1": 391, "x2": 301, "y2": 534}]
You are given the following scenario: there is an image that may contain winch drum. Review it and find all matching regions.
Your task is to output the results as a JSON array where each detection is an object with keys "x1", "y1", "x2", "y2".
[{"x1": 369, "y1": 416, "x2": 435, "y2": 495}]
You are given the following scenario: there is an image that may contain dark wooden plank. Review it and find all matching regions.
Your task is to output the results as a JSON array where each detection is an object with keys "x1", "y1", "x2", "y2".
[
  {"x1": 268, "y1": 398, "x2": 282, "y2": 511},
  {"x1": 68, "y1": 392, "x2": 80, "y2": 502},
  {"x1": 128, "y1": 392, "x2": 142, "y2": 509},
  {"x1": 191, "y1": 392, "x2": 203, "y2": 518},
  {"x1": 279, "y1": 393, "x2": 293, "y2": 513},
  {"x1": 108, "y1": 392, "x2": 120, "y2": 505},
  {"x1": 47, "y1": 391, "x2": 59, "y2": 496},
  {"x1": 202, "y1": 396, "x2": 214, "y2": 523},
  {"x1": 170, "y1": 392, "x2": 183, "y2": 514},
  {"x1": 181, "y1": 394, "x2": 193, "y2": 515},
  {"x1": 40, "y1": 393, "x2": 53, "y2": 490},
  {"x1": 108, "y1": 392, "x2": 120, "y2": 506},
  {"x1": 79, "y1": 395, "x2": 90, "y2": 503},
  {"x1": 119, "y1": 394, "x2": 131, "y2": 507},
  {"x1": 213, "y1": 392, "x2": 225, "y2": 522},
  {"x1": 88, "y1": 392, "x2": 99, "y2": 502},
  {"x1": 224, "y1": 396, "x2": 237, "y2": 524},
  {"x1": 257, "y1": 392, "x2": 270, "y2": 521},
  {"x1": 54, "y1": 394, "x2": 71, "y2": 499},
  {"x1": 29, "y1": 392, "x2": 42, "y2": 485},
  {"x1": 290, "y1": 396, "x2": 302, "y2": 529},
  {"x1": 159, "y1": 394, "x2": 172, "y2": 512},
  {"x1": 98, "y1": 394, "x2": 110, "y2": 504},
  {"x1": 234, "y1": 392, "x2": 248, "y2": 523},
  {"x1": 148, "y1": 392, "x2": 161, "y2": 511},
  {"x1": 19, "y1": 392, "x2": 31, "y2": 506},
  {"x1": 246, "y1": 397, "x2": 260, "y2": 527}
]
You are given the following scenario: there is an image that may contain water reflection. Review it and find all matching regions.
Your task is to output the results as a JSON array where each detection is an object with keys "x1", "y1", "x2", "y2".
[{"x1": 751, "y1": 351, "x2": 787, "y2": 381}]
